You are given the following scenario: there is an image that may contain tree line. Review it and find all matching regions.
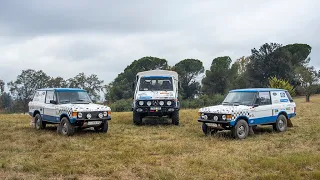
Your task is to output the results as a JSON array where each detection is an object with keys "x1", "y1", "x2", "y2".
[{"x1": 1, "y1": 42, "x2": 320, "y2": 113}]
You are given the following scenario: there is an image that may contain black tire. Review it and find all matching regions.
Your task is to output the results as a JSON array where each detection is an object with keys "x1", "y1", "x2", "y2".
[
  {"x1": 34, "y1": 114, "x2": 46, "y2": 130},
  {"x1": 133, "y1": 111, "x2": 142, "y2": 125},
  {"x1": 57, "y1": 117, "x2": 75, "y2": 136},
  {"x1": 273, "y1": 114, "x2": 288, "y2": 132},
  {"x1": 232, "y1": 119, "x2": 249, "y2": 139},
  {"x1": 94, "y1": 120, "x2": 109, "y2": 133},
  {"x1": 202, "y1": 123, "x2": 217, "y2": 136},
  {"x1": 172, "y1": 111, "x2": 179, "y2": 125}
]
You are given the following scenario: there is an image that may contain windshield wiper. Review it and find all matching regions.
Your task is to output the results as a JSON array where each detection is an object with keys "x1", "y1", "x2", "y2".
[
  {"x1": 232, "y1": 102, "x2": 240, "y2": 106},
  {"x1": 60, "y1": 100, "x2": 70, "y2": 104},
  {"x1": 72, "y1": 99, "x2": 90, "y2": 104}
]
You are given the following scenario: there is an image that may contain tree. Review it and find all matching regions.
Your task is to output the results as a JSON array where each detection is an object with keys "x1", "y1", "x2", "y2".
[
  {"x1": 246, "y1": 43, "x2": 296, "y2": 87},
  {"x1": 172, "y1": 59, "x2": 204, "y2": 99},
  {"x1": 67, "y1": 73, "x2": 104, "y2": 101},
  {"x1": 0, "y1": 79, "x2": 4, "y2": 94},
  {"x1": 229, "y1": 56, "x2": 251, "y2": 89},
  {"x1": 202, "y1": 56, "x2": 232, "y2": 95},
  {"x1": 281, "y1": 43, "x2": 312, "y2": 67},
  {"x1": 268, "y1": 76, "x2": 296, "y2": 96},
  {"x1": 7, "y1": 69, "x2": 51, "y2": 113},
  {"x1": 0, "y1": 92, "x2": 13, "y2": 110},
  {"x1": 47, "y1": 77, "x2": 67, "y2": 88},
  {"x1": 106, "y1": 56, "x2": 169, "y2": 102},
  {"x1": 246, "y1": 43, "x2": 313, "y2": 87},
  {"x1": 295, "y1": 66, "x2": 319, "y2": 102}
]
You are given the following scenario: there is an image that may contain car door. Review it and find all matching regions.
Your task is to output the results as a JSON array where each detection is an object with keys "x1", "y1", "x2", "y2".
[
  {"x1": 251, "y1": 91, "x2": 274, "y2": 124},
  {"x1": 43, "y1": 90, "x2": 59, "y2": 123}
]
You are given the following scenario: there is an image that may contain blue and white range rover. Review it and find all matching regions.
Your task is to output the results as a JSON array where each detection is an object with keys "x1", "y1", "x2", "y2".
[
  {"x1": 28, "y1": 88, "x2": 111, "y2": 136},
  {"x1": 197, "y1": 88, "x2": 296, "y2": 139}
]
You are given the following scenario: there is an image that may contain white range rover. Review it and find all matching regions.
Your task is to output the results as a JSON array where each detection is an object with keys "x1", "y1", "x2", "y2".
[
  {"x1": 198, "y1": 88, "x2": 296, "y2": 139},
  {"x1": 28, "y1": 88, "x2": 111, "y2": 136}
]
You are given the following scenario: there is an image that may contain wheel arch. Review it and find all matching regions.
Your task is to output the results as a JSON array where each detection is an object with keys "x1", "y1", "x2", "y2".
[
  {"x1": 59, "y1": 113, "x2": 70, "y2": 122},
  {"x1": 277, "y1": 111, "x2": 288, "y2": 120},
  {"x1": 33, "y1": 110, "x2": 41, "y2": 117},
  {"x1": 232, "y1": 116, "x2": 249, "y2": 126}
]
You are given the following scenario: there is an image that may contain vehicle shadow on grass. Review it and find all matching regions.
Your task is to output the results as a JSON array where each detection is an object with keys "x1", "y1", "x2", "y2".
[
  {"x1": 25, "y1": 125, "x2": 105, "y2": 136},
  {"x1": 141, "y1": 117, "x2": 173, "y2": 126},
  {"x1": 208, "y1": 126, "x2": 276, "y2": 139}
]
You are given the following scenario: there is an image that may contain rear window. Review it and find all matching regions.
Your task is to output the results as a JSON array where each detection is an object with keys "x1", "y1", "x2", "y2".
[{"x1": 285, "y1": 91, "x2": 294, "y2": 102}]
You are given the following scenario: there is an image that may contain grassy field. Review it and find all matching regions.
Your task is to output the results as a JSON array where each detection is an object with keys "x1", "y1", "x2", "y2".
[{"x1": 1, "y1": 96, "x2": 320, "y2": 180}]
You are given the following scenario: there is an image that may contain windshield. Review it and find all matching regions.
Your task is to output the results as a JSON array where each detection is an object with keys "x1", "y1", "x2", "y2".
[
  {"x1": 139, "y1": 76, "x2": 173, "y2": 91},
  {"x1": 222, "y1": 92, "x2": 256, "y2": 106},
  {"x1": 57, "y1": 91, "x2": 92, "y2": 104}
]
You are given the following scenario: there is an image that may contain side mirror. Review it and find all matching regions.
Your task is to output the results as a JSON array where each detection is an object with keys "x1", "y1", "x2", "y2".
[
  {"x1": 50, "y1": 100, "x2": 57, "y2": 104},
  {"x1": 253, "y1": 98, "x2": 260, "y2": 107}
]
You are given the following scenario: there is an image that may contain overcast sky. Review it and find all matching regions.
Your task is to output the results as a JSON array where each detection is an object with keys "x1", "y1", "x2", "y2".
[{"x1": 1, "y1": 0, "x2": 319, "y2": 88}]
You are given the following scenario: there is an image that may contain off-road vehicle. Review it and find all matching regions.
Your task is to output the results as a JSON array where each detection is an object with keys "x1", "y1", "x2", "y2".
[
  {"x1": 28, "y1": 88, "x2": 111, "y2": 136},
  {"x1": 198, "y1": 88, "x2": 296, "y2": 139}
]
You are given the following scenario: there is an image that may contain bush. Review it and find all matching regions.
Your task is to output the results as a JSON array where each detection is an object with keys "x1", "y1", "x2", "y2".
[
  {"x1": 180, "y1": 94, "x2": 225, "y2": 109},
  {"x1": 268, "y1": 76, "x2": 296, "y2": 96},
  {"x1": 109, "y1": 99, "x2": 132, "y2": 112}
]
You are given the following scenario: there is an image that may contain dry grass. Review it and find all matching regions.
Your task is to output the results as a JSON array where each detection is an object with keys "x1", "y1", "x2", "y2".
[{"x1": 1, "y1": 96, "x2": 320, "y2": 180}]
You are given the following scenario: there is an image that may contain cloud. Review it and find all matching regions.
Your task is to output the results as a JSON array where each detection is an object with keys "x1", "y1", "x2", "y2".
[{"x1": 0, "y1": 0, "x2": 319, "y2": 87}]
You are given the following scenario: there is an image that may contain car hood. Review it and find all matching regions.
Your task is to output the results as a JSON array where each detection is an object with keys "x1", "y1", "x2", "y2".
[
  {"x1": 199, "y1": 104, "x2": 251, "y2": 114},
  {"x1": 59, "y1": 103, "x2": 111, "y2": 112}
]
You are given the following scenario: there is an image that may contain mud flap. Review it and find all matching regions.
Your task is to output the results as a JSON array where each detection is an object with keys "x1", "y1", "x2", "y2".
[
  {"x1": 287, "y1": 119, "x2": 293, "y2": 127},
  {"x1": 249, "y1": 126, "x2": 255, "y2": 135}
]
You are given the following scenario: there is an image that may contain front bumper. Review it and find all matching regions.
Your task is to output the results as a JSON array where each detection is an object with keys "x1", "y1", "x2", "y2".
[
  {"x1": 73, "y1": 117, "x2": 111, "y2": 127},
  {"x1": 134, "y1": 106, "x2": 178, "y2": 116},
  {"x1": 197, "y1": 118, "x2": 234, "y2": 130}
]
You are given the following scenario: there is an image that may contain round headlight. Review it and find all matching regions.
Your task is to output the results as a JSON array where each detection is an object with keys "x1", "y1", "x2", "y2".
[
  {"x1": 78, "y1": 112, "x2": 83, "y2": 118},
  {"x1": 87, "y1": 113, "x2": 92, "y2": 119},
  {"x1": 166, "y1": 101, "x2": 172, "y2": 106},
  {"x1": 98, "y1": 113, "x2": 103, "y2": 118},
  {"x1": 147, "y1": 101, "x2": 152, "y2": 106},
  {"x1": 103, "y1": 111, "x2": 108, "y2": 116},
  {"x1": 159, "y1": 101, "x2": 164, "y2": 106},
  {"x1": 222, "y1": 115, "x2": 226, "y2": 120},
  {"x1": 139, "y1": 101, "x2": 144, "y2": 106}
]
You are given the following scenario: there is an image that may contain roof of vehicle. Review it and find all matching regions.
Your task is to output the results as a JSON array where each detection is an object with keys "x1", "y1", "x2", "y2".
[
  {"x1": 37, "y1": 88, "x2": 87, "y2": 92},
  {"x1": 137, "y1": 70, "x2": 178, "y2": 79},
  {"x1": 230, "y1": 88, "x2": 285, "y2": 92}
]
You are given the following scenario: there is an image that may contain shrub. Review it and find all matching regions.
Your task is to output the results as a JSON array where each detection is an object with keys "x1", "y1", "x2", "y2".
[
  {"x1": 180, "y1": 94, "x2": 225, "y2": 109},
  {"x1": 268, "y1": 76, "x2": 296, "y2": 96},
  {"x1": 109, "y1": 99, "x2": 132, "y2": 112}
]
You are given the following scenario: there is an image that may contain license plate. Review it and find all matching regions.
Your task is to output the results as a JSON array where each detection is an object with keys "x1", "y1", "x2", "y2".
[
  {"x1": 150, "y1": 107, "x2": 161, "y2": 110},
  {"x1": 88, "y1": 121, "x2": 102, "y2": 125},
  {"x1": 206, "y1": 123, "x2": 217, "y2": 127}
]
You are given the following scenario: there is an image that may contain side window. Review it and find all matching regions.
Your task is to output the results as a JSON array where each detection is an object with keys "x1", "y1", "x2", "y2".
[
  {"x1": 45, "y1": 91, "x2": 55, "y2": 103},
  {"x1": 285, "y1": 91, "x2": 293, "y2": 102},
  {"x1": 33, "y1": 91, "x2": 46, "y2": 103},
  {"x1": 258, "y1": 92, "x2": 271, "y2": 105}
]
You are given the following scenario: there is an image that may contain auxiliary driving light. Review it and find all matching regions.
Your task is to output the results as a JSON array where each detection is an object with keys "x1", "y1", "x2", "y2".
[{"x1": 98, "y1": 113, "x2": 104, "y2": 118}]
